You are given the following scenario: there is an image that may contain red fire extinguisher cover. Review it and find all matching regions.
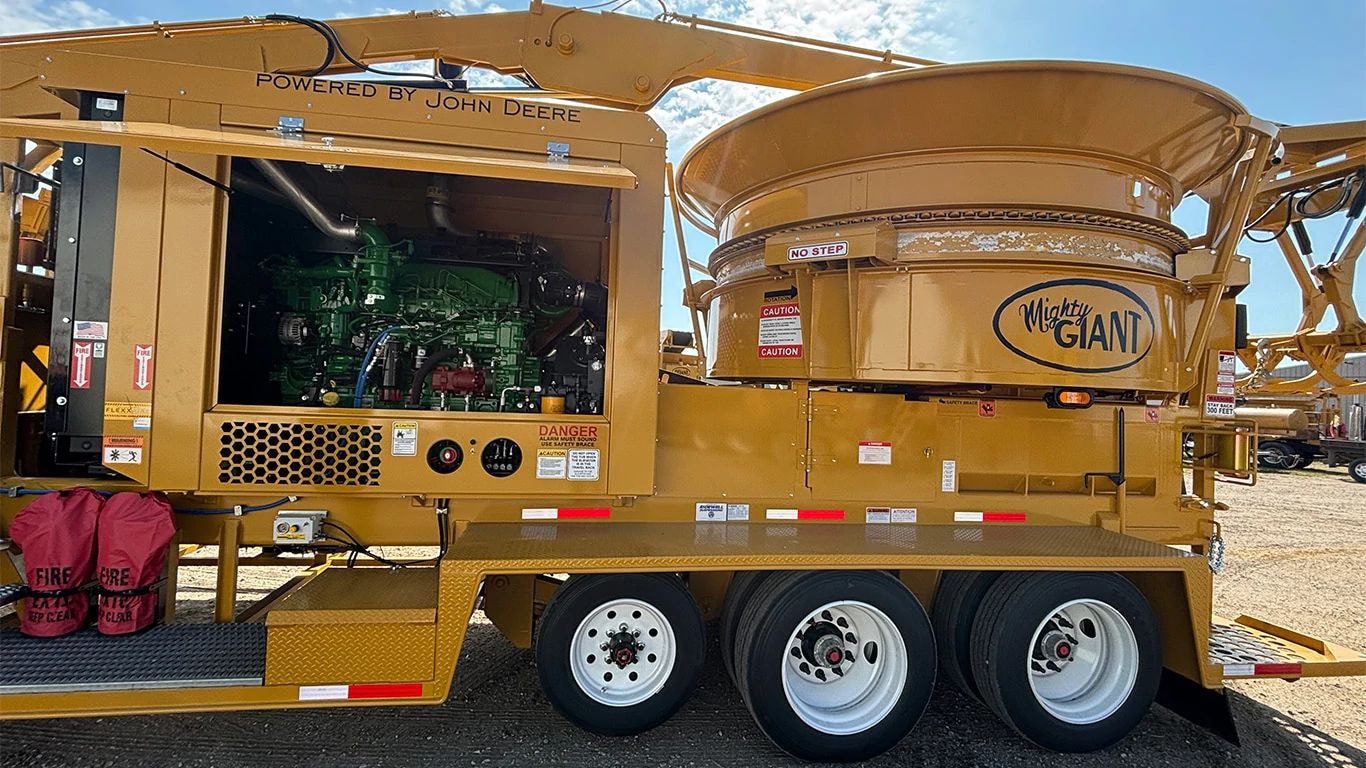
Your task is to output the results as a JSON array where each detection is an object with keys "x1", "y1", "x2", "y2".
[
  {"x1": 9, "y1": 488, "x2": 102, "y2": 637},
  {"x1": 97, "y1": 492, "x2": 176, "y2": 635}
]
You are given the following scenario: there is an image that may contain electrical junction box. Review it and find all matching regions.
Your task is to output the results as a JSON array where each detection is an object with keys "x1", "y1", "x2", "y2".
[{"x1": 273, "y1": 510, "x2": 327, "y2": 545}]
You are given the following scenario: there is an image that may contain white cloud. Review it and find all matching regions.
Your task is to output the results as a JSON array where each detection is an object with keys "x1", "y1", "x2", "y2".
[
  {"x1": 0, "y1": 0, "x2": 123, "y2": 34},
  {"x1": 646, "y1": 0, "x2": 955, "y2": 157}
]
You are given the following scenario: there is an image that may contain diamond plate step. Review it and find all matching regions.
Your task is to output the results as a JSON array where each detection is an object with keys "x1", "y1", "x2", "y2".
[
  {"x1": 0, "y1": 623, "x2": 266, "y2": 694},
  {"x1": 0, "y1": 583, "x2": 27, "y2": 607},
  {"x1": 1211, "y1": 615, "x2": 1366, "y2": 680}
]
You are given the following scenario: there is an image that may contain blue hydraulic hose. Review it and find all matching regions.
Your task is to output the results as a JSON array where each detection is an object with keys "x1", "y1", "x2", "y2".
[{"x1": 353, "y1": 325, "x2": 404, "y2": 408}]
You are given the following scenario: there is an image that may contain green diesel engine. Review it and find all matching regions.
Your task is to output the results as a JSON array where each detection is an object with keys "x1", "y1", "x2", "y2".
[
  {"x1": 219, "y1": 161, "x2": 607, "y2": 415},
  {"x1": 262, "y1": 224, "x2": 600, "y2": 413}
]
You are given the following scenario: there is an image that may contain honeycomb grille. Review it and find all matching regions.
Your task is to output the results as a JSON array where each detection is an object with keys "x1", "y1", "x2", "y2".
[{"x1": 218, "y1": 422, "x2": 382, "y2": 486}]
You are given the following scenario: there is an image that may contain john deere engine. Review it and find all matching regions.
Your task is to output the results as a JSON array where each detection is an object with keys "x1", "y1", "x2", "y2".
[{"x1": 218, "y1": 161, "x2": 607, "y2": 414}]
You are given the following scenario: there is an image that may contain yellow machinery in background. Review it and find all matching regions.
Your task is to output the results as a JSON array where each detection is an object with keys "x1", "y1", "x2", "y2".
[{"x1": 0, "y1": 3, "x2": 1363, "y2": 761}]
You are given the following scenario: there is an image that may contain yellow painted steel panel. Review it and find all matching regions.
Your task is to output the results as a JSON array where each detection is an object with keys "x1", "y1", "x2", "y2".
[
  {"x1": 655, "y1": 385, "x2": 802, "y2": 500},
  {"x1": 264, "y1": 568, "x2": 438, "y2": 626},
  {"x1": 0, "y1": 118, "x2": 637, "y2": 189}
]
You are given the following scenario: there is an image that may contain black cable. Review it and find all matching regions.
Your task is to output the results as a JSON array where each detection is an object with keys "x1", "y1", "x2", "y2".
[
  {"x1": 265, "y1": 14, "x2": 336, "y2": 78},
  {"x1": 266, "y1": 14, "x2": 456, "y2": 89},
  {"x1": 319, "y1": 508, "x2": 448, "y2": 569}
]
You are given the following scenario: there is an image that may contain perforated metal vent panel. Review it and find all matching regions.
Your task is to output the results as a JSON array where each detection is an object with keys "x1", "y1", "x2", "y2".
[{"x1": 218, "y1": 422, "x2": 382, "y2": 486}]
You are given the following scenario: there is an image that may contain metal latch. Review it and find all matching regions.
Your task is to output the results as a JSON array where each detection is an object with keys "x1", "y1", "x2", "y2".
[
  {"x1": 547, "y1": 141, "x2": 570, "y2": 163},
  {"x1": 276, "y1": 116, "x2": 305, "y2": 137}
]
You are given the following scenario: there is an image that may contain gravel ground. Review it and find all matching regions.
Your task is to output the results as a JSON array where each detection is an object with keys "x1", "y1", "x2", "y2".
[{"x1": 3, "y1": 467, "x2": 1364, "y2": 768}]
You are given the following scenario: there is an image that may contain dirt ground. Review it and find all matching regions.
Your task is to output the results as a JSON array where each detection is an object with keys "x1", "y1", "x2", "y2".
[{"x1": 3, "y1": 467, "x2": 1364, "y2": 768}]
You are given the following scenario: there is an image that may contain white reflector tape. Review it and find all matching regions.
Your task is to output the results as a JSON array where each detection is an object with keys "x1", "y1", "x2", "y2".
[
  {"x1": 520, "y1": 507, "x2": 610, "y2": 520},
  {"x1": 766, "y1": 508, "x2": 798, "y2": 520},
  {"x1": 521, "y1": 508, "x2": 558, "y2": 520},
  {"x1": 954, "y1": 511, "x2": 984, "y2": 523},
  {"x1": 299, "y1": 685, "x2": 349, "y2": 701}
]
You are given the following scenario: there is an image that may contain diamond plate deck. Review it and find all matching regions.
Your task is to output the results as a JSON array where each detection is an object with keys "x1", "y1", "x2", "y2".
[{"x1": 0, "y1": 624, "x2": 266, "y2": 694}]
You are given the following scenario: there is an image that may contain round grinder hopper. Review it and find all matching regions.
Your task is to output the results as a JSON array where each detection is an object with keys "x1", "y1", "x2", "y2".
[{"x1": 677, "y1": 61, "x2": 1251, "y2": 393}]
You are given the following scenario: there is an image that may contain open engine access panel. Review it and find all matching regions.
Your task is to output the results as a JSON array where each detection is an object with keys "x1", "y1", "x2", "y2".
[{"x1": 219, "y1": 159, "x2": 609, "y2": 419}]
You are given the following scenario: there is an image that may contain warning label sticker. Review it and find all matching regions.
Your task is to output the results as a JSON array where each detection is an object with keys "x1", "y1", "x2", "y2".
[
  {"x1": 941, "y1": 460, "x2": 958, "y2": 492},
  {"x1": 758, "y1": 299, "x2": 803, "y2": 359},
  {"x1": 103, "y1": 436, "x2": 143, "y2": 465},
  {"x1": 726, "y1": 503, "x2": 750, "y2": 521},
  {"x1": 567, "y1": 449, "x2": 600, "y2": 481},
  {"x1": 391, "y1": 421, "x2": 418, "y2": 456},
  {"x1": 538, "y1": 424, "x2": 599, "y2": 449},
  {"x1": 787, "y1": 240, "x2": 848, "y2": 262},
  {"x1": 537, "y1": 449, "x2": 567, "y2": 479},
  {"x1": 858, "y1": 441, "x2": 892, "y2": 465},
  {"x1": 892, "y1": 507, "x2": 917, "y2": 523},
  {"x1": 1205, "y1": 394, "x2": 1236, "y2": 419},
  {"x1": 865, "y1": 506, "x2": 917, "y2": 524},
  {"x1": 1216, "y1": 350, "x2": 1237, "y2": 396}
]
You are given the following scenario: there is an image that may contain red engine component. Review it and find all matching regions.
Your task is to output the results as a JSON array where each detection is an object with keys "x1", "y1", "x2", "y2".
[
  {"x1": 430, "y1": 366, "x2": 486, "y2": 394},
  {"x1": 97, "y1": 492, "x2": 176, "y2": 635},
  {"x1": 9, "y1": 488, "x2": 102, "y2": 637}
]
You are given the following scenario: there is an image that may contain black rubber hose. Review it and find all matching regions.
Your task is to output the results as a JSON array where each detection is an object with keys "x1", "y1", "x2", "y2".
[{"x1": 408, "y1": 348, "x2": 468, "y2": 406}]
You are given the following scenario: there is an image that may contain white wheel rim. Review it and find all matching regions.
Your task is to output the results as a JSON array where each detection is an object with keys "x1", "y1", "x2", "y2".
[
  {"x1": 1027, "y1": 598, "x2": 1139, "y2": 725},
  {"x1": 569, "y1": 599, "x2": 676, "y2": 707},
  {"x1": 780, "y1": 601, "x2": 908, "y2": 735}
]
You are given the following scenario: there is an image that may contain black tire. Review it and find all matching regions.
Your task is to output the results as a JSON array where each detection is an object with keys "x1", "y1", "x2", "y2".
[
  {"x1": 1349, "y1": 459, "x2": 1366, "y2": 483},
  {"x1": 970, "y1": 572, "x2": 1161, "y2": 753},
  {"x1": 734, "y1": 571, "x2": 937, "y2": 762},
  {"x1": 1258, "y1": 440, "x2": 1298, "y2": 470},
  {"x1": 535, "y1": 573, "x2": 705, "y2": 736},
  {"x1": 930, "y1": 570, "x2": 1000, "y2": 700},
  {"x1": 719, "y1": 570, "x2": 772, "y2": 687}
]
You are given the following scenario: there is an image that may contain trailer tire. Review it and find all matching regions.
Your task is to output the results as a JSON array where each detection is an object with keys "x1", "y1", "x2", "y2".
[
  {"x1": 734, "y1": 570, "x2": 936, "y2": 762},
  {"x1": 1349, "y1": 459, "x2": 1366, "y2": 483},
  {"x1": 930, "y1": 570, "x2": 1000, "y2": 700},
  {"x1": 535, "y1": 573, "x2": 705, "y2": 736},
  {"x1": 719, "y1": 571, "x2": 772, "y2": 687},
  {"x1": 970, "y1": 572, "x2": 1160, "y2": 752}
]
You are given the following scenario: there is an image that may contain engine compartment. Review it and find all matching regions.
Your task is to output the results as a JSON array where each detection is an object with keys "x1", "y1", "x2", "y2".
[{"x1": 218, "y1": 160, "x2": 609, "y2": 416}]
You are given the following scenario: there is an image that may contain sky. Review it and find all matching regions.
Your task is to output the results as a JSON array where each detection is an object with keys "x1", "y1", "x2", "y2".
[{"x1": 5, "y1": 0, "x2": 1364, "y2": 337}]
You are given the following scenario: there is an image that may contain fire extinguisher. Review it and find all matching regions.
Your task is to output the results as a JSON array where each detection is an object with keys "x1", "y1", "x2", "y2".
[
  {"x1": 9, "y1": 488, "x2": 102, "y2": 637},
  {"x1": 97, "y1": 492, "x2": 176, "y2": 635}
]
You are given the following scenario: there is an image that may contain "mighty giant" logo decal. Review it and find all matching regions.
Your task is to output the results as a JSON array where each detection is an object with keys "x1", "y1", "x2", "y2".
[{"x1": 992, "y1": 278, "x2": 1155, "y2": 373}]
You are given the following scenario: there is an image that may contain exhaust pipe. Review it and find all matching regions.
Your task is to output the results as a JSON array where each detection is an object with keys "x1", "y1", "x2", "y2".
[
  {"x1": 248, "y1": 157, "x2": 364, "y2": 244},
  {"x1": 426, "y1": 174, "x2": 469, "y2": 236}
]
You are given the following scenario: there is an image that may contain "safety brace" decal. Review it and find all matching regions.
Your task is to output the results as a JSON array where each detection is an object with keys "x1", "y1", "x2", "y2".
[
  {"x1": 521, "y1": 507, "x2": 611, "y2": 520},
  {"x1": 298, "y1": 683, "x2": 424, "y2": 700},
  {"x1": 1222, "y1": 662, "x2": 1303, "y2": 678},
  {"x1": 766, "y1": 509, "x2": 845, "y2": 521},
  {"x1": 954, "y1": 511, "x2": 1027, "y2": 523}
]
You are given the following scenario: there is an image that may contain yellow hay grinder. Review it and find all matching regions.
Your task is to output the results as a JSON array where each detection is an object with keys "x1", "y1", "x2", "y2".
[{"x1": 1, "y1": 4, "x2": 1363, "y2": 760}]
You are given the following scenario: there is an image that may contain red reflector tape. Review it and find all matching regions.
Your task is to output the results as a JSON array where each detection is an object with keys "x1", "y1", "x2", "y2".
[
  {"x1": 559, "y1": 508, "x2": 611, "y2": 519},
  {"x1": 348, "y1": 683, "x2": 424, "y2": 699},
  {"x1": 299, "y1": 683, "x2": 424, "y2": 701},
  {"x1": 1254, "y1": 663, "x2": 1303, "y2": 676},
  {"x1": 521, "y1": 508, "x2": 611, "y2": 520}
]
